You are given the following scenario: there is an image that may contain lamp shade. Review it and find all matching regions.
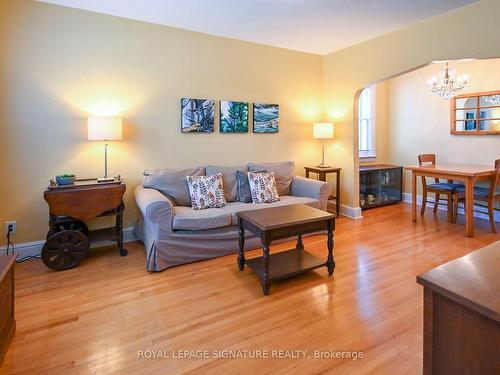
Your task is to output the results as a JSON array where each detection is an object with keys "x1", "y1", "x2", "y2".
[
  {"x1": 87, "y1": 116, "x2": 123, "y2": 141},
  {"x1": 313, "y1": 122, "x2": 334, "y2": 139}
]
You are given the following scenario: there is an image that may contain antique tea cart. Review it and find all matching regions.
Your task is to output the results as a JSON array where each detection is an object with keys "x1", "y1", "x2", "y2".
[{"x1": 42, "y1": 178, "x2": 127, "y2": 270}]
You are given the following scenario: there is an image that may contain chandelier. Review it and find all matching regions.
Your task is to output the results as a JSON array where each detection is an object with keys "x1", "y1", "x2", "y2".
[
  {"x1": 485, "y1": 94, "x2": 500, "y2": 105},
  {"x1": 428, "y1": 62, "x2": 468, "y2": 99}
]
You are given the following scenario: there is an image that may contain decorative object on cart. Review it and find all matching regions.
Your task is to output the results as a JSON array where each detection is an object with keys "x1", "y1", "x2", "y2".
[
  {"x1": 87, "y1": 116, "x2": 123, "y2": 182},
  {"x1": 55, "y1": 174, "x2": 75, "y2": 185},
  {"x1": 312, "y1": 123, "x2": 334, "y2": 168},
  {"x1": 450, "y1": 90, "x2": 500, "y2": 135},
  {"x1": 220, "y1": 100, "x2": 249, "y2": 133},
  {"x1": 428, "y1": 62, "x2": 468, "y2": 99},
  {"x1": 359, "y1": 164, "x2": 403, "y2": 209},
  {"x1": 253, "y1": 103, "x2": 279, "y2": 133},
  {"x1": 42, "y1": 178, "x2": 127, "y2": 271},
  {"x1": 181, "y1": 98, "x2": 214, "y2": 133},
  {"x1": 304, "y1": 166, "x2": 341, "y2": 217}
]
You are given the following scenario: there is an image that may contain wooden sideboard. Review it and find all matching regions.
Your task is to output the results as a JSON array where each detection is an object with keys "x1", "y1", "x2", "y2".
[
  {"x1": 417, "y1": 241, "x2": 500, "y2": 375},
  {"x1": 0, "y1": 255, "x2": 16, "y2": 364}
]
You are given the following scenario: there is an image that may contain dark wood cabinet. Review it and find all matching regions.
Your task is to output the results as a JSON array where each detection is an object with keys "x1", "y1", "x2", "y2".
[
  {"x1": 359, "y1": 164, "x2": 403, "y2": 209},
  {"x1": 417, "y1": 241, "x2": 500, "y2": 375},
  {"x1": 0, "y1": 255, "x2": 15, "y2": 364}
]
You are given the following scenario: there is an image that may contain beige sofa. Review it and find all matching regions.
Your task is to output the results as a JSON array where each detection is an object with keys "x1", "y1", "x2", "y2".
[{"x1": 134, "y1": 161, "x2": 331, "y2": 271}]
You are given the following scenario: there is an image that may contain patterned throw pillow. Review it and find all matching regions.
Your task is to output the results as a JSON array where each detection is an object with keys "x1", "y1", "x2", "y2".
[
  {"x1": 186, "y1": 173, "x2": 226, "y2": 210},
  {"x1": 248, "y1": 171, "x2": 280, "y2": 204},
  {"x1": 236, "y1": 169, "x2": 266, "y2": 203}
]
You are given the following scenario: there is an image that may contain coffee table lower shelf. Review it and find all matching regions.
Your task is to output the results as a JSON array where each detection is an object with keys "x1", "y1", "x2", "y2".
[{"x1": 246, "y1": 248, "x2": 326, "y2": 282}]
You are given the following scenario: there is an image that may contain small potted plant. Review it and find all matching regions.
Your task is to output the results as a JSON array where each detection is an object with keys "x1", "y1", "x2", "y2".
[{"x1": 56, "y1": 174, "x2": 76, "y2": 185}]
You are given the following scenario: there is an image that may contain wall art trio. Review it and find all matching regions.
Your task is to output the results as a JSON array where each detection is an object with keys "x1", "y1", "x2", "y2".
[{"x1": 181, "y1": 98, "x2": 279, "y2": 134}]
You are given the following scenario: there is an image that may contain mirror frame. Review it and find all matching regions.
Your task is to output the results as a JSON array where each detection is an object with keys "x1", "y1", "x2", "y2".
[{"x1": 450, "y1": 89, "x2": 500, "y2": 135}]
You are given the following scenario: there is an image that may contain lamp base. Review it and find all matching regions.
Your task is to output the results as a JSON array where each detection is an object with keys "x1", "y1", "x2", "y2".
[
  {"x1": 316, "y1": 164, "x2": 331, "y2": 168},
  {"x1": 97, "y1": 177, "x2": 115, "y2": 183}
]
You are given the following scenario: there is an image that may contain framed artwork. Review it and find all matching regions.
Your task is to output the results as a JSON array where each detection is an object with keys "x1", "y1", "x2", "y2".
[
  {"x1": 220, "y1": 101, "x2": 249, "y2": 133},
  {"x1": 253, "y1": 103, "x2": 279, "y2": 133},
  {"x1": 181, "y1": 98, "x2": 214, "y2": 133}
]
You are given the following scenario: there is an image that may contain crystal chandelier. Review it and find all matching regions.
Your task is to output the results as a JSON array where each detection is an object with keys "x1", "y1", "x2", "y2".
[
  {"x1": 485, "y1": 94, "x2": 500, "y2": 105},
  {"x1": 428, "y1": 62, "x2": 468, "y2": 99}
]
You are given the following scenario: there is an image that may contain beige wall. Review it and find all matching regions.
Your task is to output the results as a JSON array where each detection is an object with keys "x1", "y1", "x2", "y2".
[
  {"x1": 323, "y1": 0, "x2": 500, "y2": 207},
  {"x1": 0, "y1": 0, "x2": 323, "y2": 244},
  {"x1": 385, "y1": 58, "x2": 500, "y2": 195},
  {"x1": 2, "y1": 0, "x2": 500, "y2": 245}
]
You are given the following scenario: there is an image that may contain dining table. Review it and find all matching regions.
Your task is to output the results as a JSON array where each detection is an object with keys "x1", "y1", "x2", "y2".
[{"x1": 404, "y1": 163, "x2": 497, "y2": 238}]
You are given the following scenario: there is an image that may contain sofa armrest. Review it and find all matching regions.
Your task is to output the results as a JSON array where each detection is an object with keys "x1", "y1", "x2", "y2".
[
  {"x1": 134, "y1": 185, "x2": 174, "y2": 232},
  {"x1": 290, "y1": 176, "x2": 332, "y2": 211}
]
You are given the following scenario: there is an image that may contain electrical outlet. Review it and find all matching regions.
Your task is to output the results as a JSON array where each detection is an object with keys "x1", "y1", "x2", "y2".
[{"x1": 4, "y1": 221, "x2": 16, "y2": 235}]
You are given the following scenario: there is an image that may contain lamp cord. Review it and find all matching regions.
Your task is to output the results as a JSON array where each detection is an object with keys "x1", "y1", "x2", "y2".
[{"x1": 3, "y1": 230, "x2": 41, "y2": 262}]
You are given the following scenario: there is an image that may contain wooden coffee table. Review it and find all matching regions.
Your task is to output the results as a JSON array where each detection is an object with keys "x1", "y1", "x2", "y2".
[{"x1": 236, "y1": 204, "x2": 335, "y2": 295}]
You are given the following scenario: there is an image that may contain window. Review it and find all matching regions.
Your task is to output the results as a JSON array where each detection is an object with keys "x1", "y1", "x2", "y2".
[{"x1": 358, "y1": 86, "x2": 375, "y2": 158}]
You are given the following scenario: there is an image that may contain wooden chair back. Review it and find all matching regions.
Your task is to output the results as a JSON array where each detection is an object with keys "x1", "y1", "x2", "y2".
[
  {"x1": 489, "y1": 159, "x2": 500, "y2": 197},
  {"x1": 418, "y1": 154, "x2": 436, "y2": 166},
  {"x1": 418, "y1": 154, "x2": 439, "y2": 185}
]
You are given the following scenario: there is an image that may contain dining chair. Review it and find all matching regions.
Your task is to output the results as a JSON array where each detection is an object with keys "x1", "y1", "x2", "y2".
[
  {"x1": 418, "y1": 154, "x2": 464, "y2": 222},
  {"x1": 454, "y1": 159, "x2": 499, "y2": 233}
]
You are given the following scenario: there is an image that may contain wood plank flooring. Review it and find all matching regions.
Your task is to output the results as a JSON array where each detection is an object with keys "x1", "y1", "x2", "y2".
[{"x1": 1, "y1": 203, "x2": 498, "y2": 375}]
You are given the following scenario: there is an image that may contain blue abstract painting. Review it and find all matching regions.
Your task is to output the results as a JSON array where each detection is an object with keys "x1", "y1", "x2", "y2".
[
  {"x1": 253, "y1": 103, "x2": 279, "y2": 133},
  {"x1": 220, "y1": 101, "x2": 249, "y2": 133},
  {"x1": 181, "y1": 98, "x2": 214, "y2": 133}
]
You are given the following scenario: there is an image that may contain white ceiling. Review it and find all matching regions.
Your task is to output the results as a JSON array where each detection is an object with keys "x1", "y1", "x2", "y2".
[{"x1": 39, "y1": 0, "x2": 477, "y2": 55}]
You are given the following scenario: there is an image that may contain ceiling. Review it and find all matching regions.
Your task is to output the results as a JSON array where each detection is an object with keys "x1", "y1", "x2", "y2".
[{"x1": 39, "y1": 0, "x2": 477, "y2": 55}]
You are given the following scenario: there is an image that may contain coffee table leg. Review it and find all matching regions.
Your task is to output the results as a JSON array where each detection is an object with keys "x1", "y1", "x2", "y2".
[
  {"x1": 262, "y1": 244, "x2": 270, "y2": 295},
  {"x1": 237, "y1": 218, "x2": 245, "y2": 271},
  {"x1": 326, "y1": 220, "x2": 335, "y2": 276},
  {"x1": 296, "y1": 234, "x2": 303, "y2": 250}
]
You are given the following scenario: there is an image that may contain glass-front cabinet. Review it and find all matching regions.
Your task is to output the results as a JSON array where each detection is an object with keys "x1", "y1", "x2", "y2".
[{"x1": 359, "y1": 165, "x2": 403, "y2": 209}]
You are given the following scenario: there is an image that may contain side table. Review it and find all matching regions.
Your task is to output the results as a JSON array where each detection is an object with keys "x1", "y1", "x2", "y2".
[
  {"x1": 304, "y1": 166, "x2": 341, "y2": 217},
  {"x1": 42, "y1": 178, "x2": 127, "y2": 270}
]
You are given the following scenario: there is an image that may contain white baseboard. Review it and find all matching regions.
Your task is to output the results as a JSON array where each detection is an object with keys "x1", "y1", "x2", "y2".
[
  {"x1": 0, "y1": 227, "x2": 137, "y2": 259},
  {"x1": 402, "y1": 193, "x2": 499, "y2": 222},
  {"x1": 340, "y1": 204, "x2": 363, "y2": 219}
]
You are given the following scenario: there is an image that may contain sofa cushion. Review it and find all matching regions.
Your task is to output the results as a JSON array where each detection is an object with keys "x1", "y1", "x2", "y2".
[
  {"x1": 248, "y1": 161, "x2": 295, "y2": 195},
  {"x1": 221, "y1": 196, "x2": 320, "y2": 225},
  {"x1": 248, "y1": 171, "x2": 280, "y2": 203},
  {"x1": 236, "y1": 169, "x2": 266, "y2": 203},
  {"x1": 172, "y1": 206, "x2": 231, "y2": 230},
  {"x1": 143, "y1": 167, "x2": 205, "y2": 206},
  {"x1": 206, "y1": 165, "x2": 246, "y2": 202},
  {"x1": 187, "y1": 173, "x2": 226, "y2": 210}
]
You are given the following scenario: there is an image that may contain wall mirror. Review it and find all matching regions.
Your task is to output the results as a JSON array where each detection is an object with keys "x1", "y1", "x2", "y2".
[{"x1": 451, "y1": 90, "x2": 500, "y2": 135}]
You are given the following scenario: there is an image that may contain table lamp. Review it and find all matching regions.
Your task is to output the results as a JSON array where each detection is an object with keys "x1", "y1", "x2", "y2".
[
  {"x1": 313, "y1": 122, "x2": 334, "y2": 168},
  {"x1": 87, "y1": 116, "x2": 122, "y2": 182}
]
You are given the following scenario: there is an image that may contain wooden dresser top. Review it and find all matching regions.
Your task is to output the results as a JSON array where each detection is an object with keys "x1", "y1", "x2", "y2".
[{"x1": 417, "y1": 241, "x2": 500, "y2": 322}]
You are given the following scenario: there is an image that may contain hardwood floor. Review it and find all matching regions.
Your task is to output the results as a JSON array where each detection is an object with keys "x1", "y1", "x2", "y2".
[{"x1": 1, "y1": 203, "x2": 498, "y2": 375}]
